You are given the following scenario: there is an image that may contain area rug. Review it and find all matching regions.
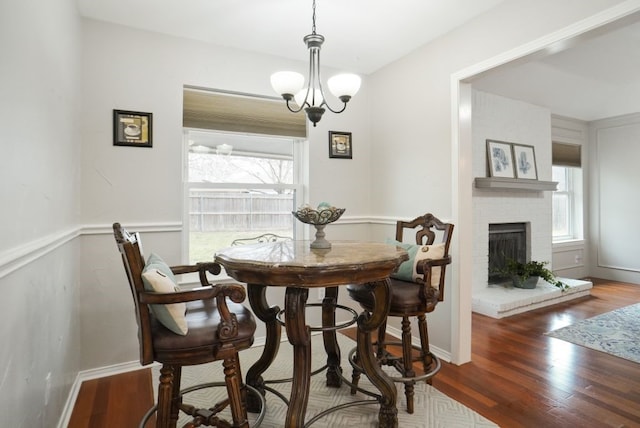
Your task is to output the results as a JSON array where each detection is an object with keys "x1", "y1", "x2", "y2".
[
  {"x1": 153, "y1": 334, "x2": 498, "y2": 427},
  {"x1": 545, "y1": 303, "x2": 640, "y2": 364}
]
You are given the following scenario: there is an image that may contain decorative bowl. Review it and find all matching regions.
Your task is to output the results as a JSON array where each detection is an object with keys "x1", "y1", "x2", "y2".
[
  {"x1": 292, "y1": 206, "x2": 345, "y2": 225},
  {"x1": 292, "y1": 204, "x2": 345, "y2": 249}
]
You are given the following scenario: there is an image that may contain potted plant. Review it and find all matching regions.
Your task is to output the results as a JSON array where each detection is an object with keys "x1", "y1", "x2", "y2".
[{"x1": 495, "y1": 258, "x2": 568, "y2": 290}]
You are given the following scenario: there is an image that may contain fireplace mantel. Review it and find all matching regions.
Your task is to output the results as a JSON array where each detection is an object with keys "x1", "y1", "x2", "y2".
[{"x1": 474, "y1": 177, "x2": 558, "y2": 192}]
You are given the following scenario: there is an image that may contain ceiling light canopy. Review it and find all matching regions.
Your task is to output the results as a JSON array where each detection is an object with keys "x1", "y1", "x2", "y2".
[{"x1": 271, "y1": 0, "x2": 361, "y2": 127}]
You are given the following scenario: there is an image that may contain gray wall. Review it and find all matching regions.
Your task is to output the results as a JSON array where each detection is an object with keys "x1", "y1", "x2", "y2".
[
  {"x1": 0, "y1": 0, "x2": 82, "y2": 425},
  {"x1": 1, "y1": 0, "x2": 635, "y2": 425},
  {"x1": 77, "y1": 19, "x2": 373, "y2": 370}
]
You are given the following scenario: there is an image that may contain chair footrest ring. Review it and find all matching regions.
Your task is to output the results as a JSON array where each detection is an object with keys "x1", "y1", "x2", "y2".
[
  {"x1": 347, "y1": 343, "x2": 442, "y2": 383},
  {"x1": 275, "y1": 302, "x2": 359, "y2": 332}
]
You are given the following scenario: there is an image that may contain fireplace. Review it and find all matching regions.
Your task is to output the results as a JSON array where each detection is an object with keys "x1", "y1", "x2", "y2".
[{"x1": 488, "y1": 222, "x2": 528, "y2": 283}]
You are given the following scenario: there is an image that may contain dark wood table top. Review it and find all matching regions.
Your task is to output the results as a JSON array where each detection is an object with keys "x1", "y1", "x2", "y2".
[{"x1": 215, "y1": 240, "x2": 408, "y2": 288}]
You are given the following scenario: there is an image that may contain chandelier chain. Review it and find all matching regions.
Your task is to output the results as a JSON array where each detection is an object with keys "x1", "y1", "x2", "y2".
[{"x1": 311, "y1": 0, "x2": 317, "y2": 35}]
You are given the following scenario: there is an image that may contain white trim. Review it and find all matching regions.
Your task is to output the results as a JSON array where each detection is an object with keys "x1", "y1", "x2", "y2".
[
  {"x1": 454, "y1": 1, "x2": 640, "y2": 82},
  {"x1": 0, "y1": 223, "x2": 182, "y2": 279},
  {"x1": 0, "y1": 216, "x2": 439, "y2": 279},
  {"x1": 81, "y1": 222, "x2": 183, "y2": 236},
  {"x1": 57, "y1": 336, "x2": 272, "y2": 428},
  {"x1": 0, "y1": 227, "x2": 80, "y2": 279},
  {"x1": 451, "y1": 0, "x2": 640, "y2": 365}
]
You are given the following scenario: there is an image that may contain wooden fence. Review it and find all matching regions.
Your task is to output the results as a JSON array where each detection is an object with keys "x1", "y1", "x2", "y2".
[{"x1": 189, "y1": 191, "x2": 294, "y2": 232}]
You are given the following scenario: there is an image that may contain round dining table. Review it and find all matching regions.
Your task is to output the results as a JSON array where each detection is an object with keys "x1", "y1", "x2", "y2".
[{"x1": 215, "y1": 240, "x2": 408, "y2": 428}]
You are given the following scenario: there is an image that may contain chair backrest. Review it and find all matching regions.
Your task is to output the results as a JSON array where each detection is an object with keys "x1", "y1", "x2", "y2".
[
  {"x1": 396, "y1": 213, "x2": 454, "y2": 301},
  {"x1": 113, "y1": 222, "x2": 155, "y2": 365},
  {"x1": 231, "y1": 233, "x2": 292, "y2": 246}
]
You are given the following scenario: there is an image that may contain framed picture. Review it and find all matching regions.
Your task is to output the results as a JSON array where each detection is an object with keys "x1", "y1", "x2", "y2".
[
  {"x1": 328, "y1": 131, "x2": 352, "y2": 159},
  {"x1": 486, "y1": 140, "x2": 514, "y2": 178},
  {"x1": 512, "y1": 144, "x2": 538, "y2": 179},
  {"x1": 113, "y1": 110, "x2": 153, "y2": 147}
]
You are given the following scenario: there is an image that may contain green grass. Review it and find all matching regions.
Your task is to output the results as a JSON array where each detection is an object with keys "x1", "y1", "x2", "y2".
[{"x1": 189, "y1": 230, "x2": 292, "y2": 263}]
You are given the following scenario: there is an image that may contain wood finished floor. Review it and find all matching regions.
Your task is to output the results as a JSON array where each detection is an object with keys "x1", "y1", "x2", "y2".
[{"x1": 68, "y1": 279, "x2": 640, "y2": 428}]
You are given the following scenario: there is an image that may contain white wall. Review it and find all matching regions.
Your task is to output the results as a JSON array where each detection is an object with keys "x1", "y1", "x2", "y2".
[
  {"x1": 366, "y1": 0, "x2": 629, "y2": 362},
  {"x1": 589, "y1": 113, "x2": 640, "y2": 283},
  {"x1": 0, "y1": 0, "x2": 82, "y2": 425},
  {"x1": 3, "y1": 1, "x2": 637, "y2": 422},
  {"x1": 471, "y1": 90, "x2": 553, "y2": 292},
  {"x1": 78, "y1": 20, "x2": 372, "y2": 370}
]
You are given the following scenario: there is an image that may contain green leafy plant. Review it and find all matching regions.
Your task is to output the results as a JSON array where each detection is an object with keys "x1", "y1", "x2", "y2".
[{"x1": 494, "y1": 258, "x2": 568, "y2": 290}]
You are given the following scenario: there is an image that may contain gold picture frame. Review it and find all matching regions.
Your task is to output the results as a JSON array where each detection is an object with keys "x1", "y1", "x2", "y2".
[
  {"x1": 329, "y1": 131, "x2": 352, "y2": 159},
  {"x1": 113, "y1": 109, "x2": 153, "y2": 148}
]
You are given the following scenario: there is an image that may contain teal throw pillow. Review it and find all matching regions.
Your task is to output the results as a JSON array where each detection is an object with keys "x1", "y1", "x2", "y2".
[
  {"x1": 387, "y1": 239, "x2": 445, "y2": 286},
  {"x1": 141, "y1": 253, "x2": 188, "y2": 335}
]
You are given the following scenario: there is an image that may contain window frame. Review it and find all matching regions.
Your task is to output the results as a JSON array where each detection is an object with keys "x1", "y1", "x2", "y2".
[
  {"x1": 552, "y1": 165, "x2": 583, "y2": 243},
  {"x1": 181, "y1": 128, "x2": 307, "y2": 265}
]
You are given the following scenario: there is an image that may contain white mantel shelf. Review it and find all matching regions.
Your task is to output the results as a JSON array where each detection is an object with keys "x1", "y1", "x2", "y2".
[{"x1": 474, "y1": 177, "x2": 558, "y2": 192}]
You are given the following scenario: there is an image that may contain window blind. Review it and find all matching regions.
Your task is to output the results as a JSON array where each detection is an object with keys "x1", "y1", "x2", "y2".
[
  {"x1": 183, "y1": 88, "x2": 306, "y2": 138},
  {"x1": 552, "y1": 142, "x2": 581, "y2": 167}
]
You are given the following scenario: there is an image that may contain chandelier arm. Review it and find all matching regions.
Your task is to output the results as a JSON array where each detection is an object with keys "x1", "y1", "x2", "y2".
[
  {"x1": 285, "y1": 99, "x2": 305, "y2": 114},
  {"x1": 314, "y1": 57, "x2": 347, "y2": 114},
  {"x1": 321, "y1": 100, "x2": 348, "y2": 114}
]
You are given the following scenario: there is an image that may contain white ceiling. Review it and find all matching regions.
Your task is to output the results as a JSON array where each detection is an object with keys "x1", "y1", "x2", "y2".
[
  {"x1": 76, "y1": 0, "x2": 640, "y2": 122},
  {"x1": 76, "y1": 0, "x2": 506, "y2": 75},
  {"x1": 472, "y1": 18, "x2": 640, "y2": 122}
]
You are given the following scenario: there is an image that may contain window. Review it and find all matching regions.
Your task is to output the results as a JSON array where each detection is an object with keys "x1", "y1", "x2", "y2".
[
  {"x1": 182, "y1": 88, "x2": 307, "y2": 264},
  {"x1": 184, "y1": 129, "x2": 304, "y2": 263},
  {"x1": 552, "y1": 142, "x2": 583, "y2": 242}
]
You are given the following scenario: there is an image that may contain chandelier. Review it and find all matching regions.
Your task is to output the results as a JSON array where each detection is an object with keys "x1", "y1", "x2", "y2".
[{"x1": 270, "y1": 0, "x2": 361, "y2": 127}]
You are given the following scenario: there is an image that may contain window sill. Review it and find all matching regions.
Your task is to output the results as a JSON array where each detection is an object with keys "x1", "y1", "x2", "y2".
[{"x1": 553, "y1": 239, "x2": 585, "y2": 248}]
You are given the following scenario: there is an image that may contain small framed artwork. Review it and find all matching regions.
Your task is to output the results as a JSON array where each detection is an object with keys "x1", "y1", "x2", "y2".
[
  {"x1": 486, "y1": 140, "x2": 514, "y2": 178},
  {"x1": 113, "y1": 110, "x2": 153, "y2": 147},
  {"x1": 512, "y1": 144, "x2": 538, "y2": 179},
  {"x1": 329, "y1": 131, "x2": 352, "y2": 159}
]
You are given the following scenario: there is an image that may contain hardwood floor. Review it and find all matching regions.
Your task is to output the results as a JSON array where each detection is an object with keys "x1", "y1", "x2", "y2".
[
  {"x1": 68, "y1": 279, "x2": 640, "y2": 427},
  {"x1": 68, "y1": 369, "x2": 155, "y2": 427},
  {"x1": 434, "y1": 278, "x2": 640, "y2": 428}
]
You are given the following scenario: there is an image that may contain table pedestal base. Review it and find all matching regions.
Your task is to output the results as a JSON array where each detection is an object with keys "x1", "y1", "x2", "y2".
[{"x1": 246, "y1": 279, "x2": 398, "y2": 428}]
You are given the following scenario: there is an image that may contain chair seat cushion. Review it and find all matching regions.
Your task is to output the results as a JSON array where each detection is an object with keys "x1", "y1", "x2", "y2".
[
  {"x1": 347, "y1": 278, "x2": 440, "y2": 316},
  {"x1": 151, "y1": 300, "x2": 256, "y2": 364}
]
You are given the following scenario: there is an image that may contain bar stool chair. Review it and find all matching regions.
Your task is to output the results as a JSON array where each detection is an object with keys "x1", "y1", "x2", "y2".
[
  {"x1": 113, "y1": 223, "x2": 264, "y2": 427},
  {"x1": 346, "y1": 213, "x2": 453, "y2": 414}
]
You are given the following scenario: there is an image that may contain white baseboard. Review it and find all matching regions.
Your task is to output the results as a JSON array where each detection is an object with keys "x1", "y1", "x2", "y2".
[{"x1": 56, "y1": 336, "x2": 276, "y2": 428}]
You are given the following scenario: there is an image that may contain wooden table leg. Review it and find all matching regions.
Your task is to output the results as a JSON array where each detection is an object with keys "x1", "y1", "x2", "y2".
[
  {"x1": 284, "y1": 287, "x2": 312, "y2": 428},
  {"x1": 357, "y1": 278, "x2": 398, "y2": 428},
  {"x1": 246, "y1": 283, "x2": 281, "y2": 413},
  {"x1": 322, "y1": 286, "x2": 342, "y2": 387}
]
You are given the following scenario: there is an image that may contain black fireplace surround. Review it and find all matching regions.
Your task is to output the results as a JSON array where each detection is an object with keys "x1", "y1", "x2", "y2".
[{"x1": 488, "y1": 222, "x2": 527, "y2": 283}]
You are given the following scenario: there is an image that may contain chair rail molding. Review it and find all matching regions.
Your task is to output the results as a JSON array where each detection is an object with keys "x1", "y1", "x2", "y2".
[
  {"x1": 1, "y1": 217, "x2": 439, "y2": 280},
  {"x1": 0, "y1": 227, "x2": 81, "y2": 279}
]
